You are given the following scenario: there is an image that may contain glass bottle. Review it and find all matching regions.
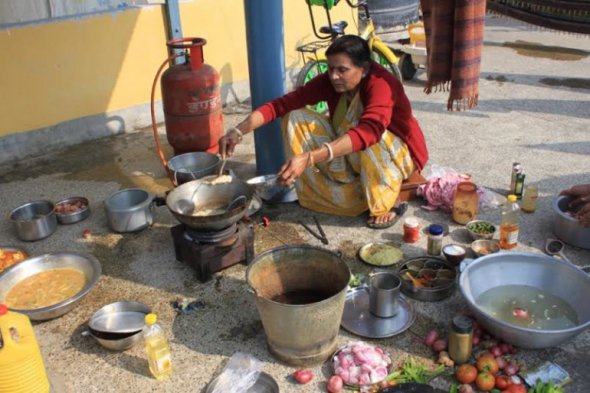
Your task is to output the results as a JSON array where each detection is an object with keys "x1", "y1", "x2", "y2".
[
  {"x1": 499, "y1": 194, "x2": 520, "y2": 250},
  {"x1": 452, "y1": 182, "x2": 479, "y2": 225},
  {"x1": 403, "y1": 217, "x2": 420, "y2": 243},
  {"x1": 448, "y1": 315, "x2": 473, "y2": 364},
  {"x1": 522, "y1": 185, "x2": 538, "y2": 213},
  {"x1": 427, "y1": 224, "x2": 444, "y2": 255},
  {"x1": 144, "y1": 313, "x2": 172, "y2": 380}
]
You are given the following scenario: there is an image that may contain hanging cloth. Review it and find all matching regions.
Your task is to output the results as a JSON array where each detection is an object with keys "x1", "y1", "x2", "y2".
[{"x1": 421, "y1": 0, "x2": 487, "y2": 111}]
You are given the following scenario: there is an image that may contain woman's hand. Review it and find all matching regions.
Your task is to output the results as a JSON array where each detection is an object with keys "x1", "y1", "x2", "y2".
[
  {"x1": 218, "y1": 128, "x2": 243, "y2": 159},
  {"x1": 277, "y1": 153, "x2": 309, "y2": 186},
  {"x1": 560, "y1": 184, "x2": 590, "y2": 227}
]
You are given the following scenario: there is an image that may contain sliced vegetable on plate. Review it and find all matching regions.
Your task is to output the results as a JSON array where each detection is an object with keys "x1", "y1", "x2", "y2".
[{"x1": 358, "y1": 243, "x2": 403, "y2": 267}]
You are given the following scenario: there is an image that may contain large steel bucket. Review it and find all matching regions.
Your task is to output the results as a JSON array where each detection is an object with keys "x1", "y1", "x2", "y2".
[
  {"x1": 246, "y1": 245, "x2": 350, "y2": 366},
  {"x1": 460, "y1": 252, "x2": 590, "y2": 349}
]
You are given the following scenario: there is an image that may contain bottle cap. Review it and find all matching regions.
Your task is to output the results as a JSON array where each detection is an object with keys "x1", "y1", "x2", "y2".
[
  {"x1": 429, "y1": 224, "x2": 444, "y2": 236},
  {"x1": 404, "y1": 217, "x2": 419, "y2": 228},
  {"x1": 0, "y1": 304, "x2": 7, "y2": 316},
  {"x1": 452, "y1": 315, "x2": 473, "y2": 334},
  {"x1": 507, "y1": 194, "x2": 517, "y2": 202},
  {"x1": 145, "y1": 313, "x2": 157, "y2": 325}
]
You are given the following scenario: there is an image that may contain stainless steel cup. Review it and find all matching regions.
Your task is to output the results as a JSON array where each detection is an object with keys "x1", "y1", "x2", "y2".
[{"x1": 369, "y1": 271, "x2": 401, "y2": 318}]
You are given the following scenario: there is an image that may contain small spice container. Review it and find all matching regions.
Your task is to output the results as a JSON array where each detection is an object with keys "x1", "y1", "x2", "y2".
[
  {"x1": 452, "y1": 182, "x2": 479, "y2": 225},
  {"x1": 426, "y1": 224, "x2": 444, "y2": 256},
  {"x1": 403, "y1": 217, "x2": 420, "y2": 243},
  {"x1": 448, "y1": 315, "x2": 473, "y2": 364}
]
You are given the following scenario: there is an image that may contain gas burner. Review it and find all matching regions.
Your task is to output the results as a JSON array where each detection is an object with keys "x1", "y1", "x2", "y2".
[
  {"x1": 184, "y1": 223, "x2": 237, "y2": 244},
  {"x1": 171, "y1": 221, "x2": 254, "y2": 282}
]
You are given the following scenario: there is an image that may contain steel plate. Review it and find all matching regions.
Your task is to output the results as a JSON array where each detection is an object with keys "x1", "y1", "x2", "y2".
[{"x1": 341, "y1": 287, "x2": 415, "y2": 339}]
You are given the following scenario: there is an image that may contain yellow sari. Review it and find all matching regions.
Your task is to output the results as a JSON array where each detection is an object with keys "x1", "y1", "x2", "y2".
[{"x1": 282, "y1": 92, "x2": 415, "y2": 217}]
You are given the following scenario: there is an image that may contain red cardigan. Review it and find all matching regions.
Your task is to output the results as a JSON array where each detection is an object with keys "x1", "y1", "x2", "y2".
[{"x1": 256, "y1": 62, "x2": 429, "y2": 170}]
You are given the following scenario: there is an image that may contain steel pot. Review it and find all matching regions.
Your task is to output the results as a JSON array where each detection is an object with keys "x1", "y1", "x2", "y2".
[
  {"x1": 167, "y1": 152, "x2": 221, "y2": 185},
  {"x1": 9, "y1": 200, "x2": 58, "y2": 241},
  {"x1": 165, "y1": 176, "x2": 255, "y2": 231},
  {"x1": 460, "y1": 252, "x2": 590, "y2": 349},
  {"x1": 553, "y1": 195, "x2": 590, "y2": 249},
  {"x1": 104, "y1": 189, "x2": 156, "y2": 233}
]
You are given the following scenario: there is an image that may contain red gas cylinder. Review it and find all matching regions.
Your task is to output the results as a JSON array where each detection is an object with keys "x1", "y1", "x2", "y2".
[{"x1": 161, "y1": 38, "x2": 223, "y2": 154}]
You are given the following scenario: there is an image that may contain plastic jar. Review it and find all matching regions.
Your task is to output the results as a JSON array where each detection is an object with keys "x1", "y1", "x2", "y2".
[
  {"x1": 452, "y1": 182, "x2": 479, "y2": 225},
  {"x1": 403, "y1": 217, "x2": 420, "y2": 243},
  {"x1": 427, "y1": 224, "x2": 444, "y2": 255},
  {"x1": 522, "y1": 185, "x2": 538, "y2": 213},
  {"x1": 448, "y1": 315, "x2": 473, "y2": 364}
]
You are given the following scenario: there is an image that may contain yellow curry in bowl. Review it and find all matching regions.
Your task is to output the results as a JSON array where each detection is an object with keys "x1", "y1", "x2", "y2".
[{"x1": 5, "y1": 268, "x2": 86, "y2": 310}]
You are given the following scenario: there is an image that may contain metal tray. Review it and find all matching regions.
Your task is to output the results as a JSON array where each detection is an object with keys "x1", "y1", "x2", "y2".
[{"x1": 341, "y1": 287, "x2": 415, "y2": 339}]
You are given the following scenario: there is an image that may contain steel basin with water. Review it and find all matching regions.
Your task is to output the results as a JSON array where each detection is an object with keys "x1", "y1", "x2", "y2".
[
  {"x1": 460, "y1": 252, "x2": 590, "y2": 349},
  {"x1": 167, "y1": 152, "x2": 221, "y2": 185},
  {"x1": 246, "y1": 245, "x2": 350, "y2": 366}
]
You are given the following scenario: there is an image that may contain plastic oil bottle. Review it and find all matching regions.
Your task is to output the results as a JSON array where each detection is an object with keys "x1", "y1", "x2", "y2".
[
  {"x1": 0, "y1": 304, "x2": 50, "y2": 393},
  {"x1": 499, "y1": 194, "x2": 520, "y2": 250},
  {"x1": 144, "y1": 313, "x2": 172, "y2": 381}
]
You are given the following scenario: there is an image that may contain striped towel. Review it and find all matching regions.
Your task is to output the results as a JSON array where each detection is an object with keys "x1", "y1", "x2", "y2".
[{"x1": 421, "y1": 0, "x2": 487, "y2": 111}]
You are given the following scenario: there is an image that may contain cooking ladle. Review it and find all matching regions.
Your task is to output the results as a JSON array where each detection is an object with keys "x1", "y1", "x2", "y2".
[
  {"x1": 544, "y1": 238, "x2": 590, "y2": 274},
  {"x1": 544, "y1": 238, "x2": 573, "y2": 265}
]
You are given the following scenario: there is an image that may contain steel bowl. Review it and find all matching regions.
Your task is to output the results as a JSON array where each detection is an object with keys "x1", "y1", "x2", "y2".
[
  {"x1": 553, "y1": 195, "x2": 590, "y2": 249},
  {"x1": 471, "y1": 239, "x2": 501, "y2": 258},
  {"x1": 104, "y1": 188, "x2": 155, "y2": 233},
  {"x1": 88, "y1": 301, "x2": 150, "y2": 334},
  {"x1": 8, "y1": 200, "x2": 58, "y2": 241},
  {"x1": 88, "y1": 328, "x2": 144, "y2": 351},
  {"x1": 0, "y1": 252, "x2": 101, "y2": 321},
  {"x1": 167, "y1": 152, "x2": 221, "y2": 185},
  {"x1": 442, "y1": 244, "x2": 467, "y2": 266},
  {"x1": 87, "y1": 301, "x2": 150, "y2": 351},
  {"x1": 55, "y1": 196, "x2": 90, "y2": 224},
  {"x1": 397, "y1": 257, "x2": 456, "y2": 302},
  {"x1": 460, "y1": 252, "x2": 590, "y2": 349}
]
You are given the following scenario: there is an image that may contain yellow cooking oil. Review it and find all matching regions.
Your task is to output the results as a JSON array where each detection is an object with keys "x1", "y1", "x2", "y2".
[
  {"x1": 144, "y1": 313, "x2": 172, "y2": 380},
  {"x1": 0, "y1": 304, "x2": 50, "y2": 393}
]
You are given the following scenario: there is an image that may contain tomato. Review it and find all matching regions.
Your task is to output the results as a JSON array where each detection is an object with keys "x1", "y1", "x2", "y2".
[
  {"x1": 293, "y1": 369, "x2": 313, "y2": 384},
  {"x1": 475, "y1": 372, "x2": 496, "y2": 392},
  {"x1": 495, "y1": 375, "x2": 512, "y2": 390},
  {"x1": 476, "y1": 354, "x2": 499, "y2": 375},
  {"x1": 455, "y1": 364, "x2": 478, "y2": 384},
  {"x1": 504, "y1": 385, "x2": 527, "y2": 393}
]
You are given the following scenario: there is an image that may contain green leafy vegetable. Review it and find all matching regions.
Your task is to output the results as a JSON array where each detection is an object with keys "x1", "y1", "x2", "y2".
[
  {"x1": 527, "y1": 380, "x2": 566, "y2": 393},
  {"x1": 386, "y1": 358, "x2": 445, "y2": 384},
  {"x1": 468, "y1": 221, "x2": 495, "y2": 234}
]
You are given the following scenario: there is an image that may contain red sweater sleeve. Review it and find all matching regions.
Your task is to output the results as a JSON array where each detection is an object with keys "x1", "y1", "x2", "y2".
[{"x1": 256, "y1": 74, "x2": 334, "y2": 123}]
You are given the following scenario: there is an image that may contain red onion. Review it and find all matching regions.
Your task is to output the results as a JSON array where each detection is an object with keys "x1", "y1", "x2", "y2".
[
  {"x1": 495, "y1": 356, "x2": 507, "y2": 370},
  {"x1": 327, "y1": 375, "x2": 344, "y2": 393},
  {"x1": 424, "y1": 330, "x2": 439, "y2": 347},
  {"x1": 490, "y1": 345, "x2": 502, "y2": 357},
  {"x1": 499, "y1": 342, "x2": 511, "y2": 355},
  {"x1": 472, "y1": 335, "x2": 481, "y2": 346},
  {"x1": 504, "y1": 363, "x2": 518, "y2": 376},
  {"x1": 432, "y1": 339, "x2": 447, "y2": 352}
]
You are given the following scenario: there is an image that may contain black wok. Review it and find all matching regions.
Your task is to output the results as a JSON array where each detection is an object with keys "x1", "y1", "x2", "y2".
[{"x1": 165, "y1": 176, "x2": 255, "y2": 231}]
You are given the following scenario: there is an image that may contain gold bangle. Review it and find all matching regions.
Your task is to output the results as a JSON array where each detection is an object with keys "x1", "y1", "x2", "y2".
[{"x1": 323, "y1": 142, "x2": 334, "y2": 162}]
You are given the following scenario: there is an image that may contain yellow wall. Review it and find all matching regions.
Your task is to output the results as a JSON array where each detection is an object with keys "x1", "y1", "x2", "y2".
[{"x1": 0, "y1": 1, "x2": 354, "y2": 137}]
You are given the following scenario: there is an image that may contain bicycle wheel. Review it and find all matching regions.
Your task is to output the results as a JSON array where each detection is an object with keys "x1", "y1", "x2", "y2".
[
  {"x1": 296, "y1": 60, "x2": 329, "y2": 114},
  {"x1": 371, "y1": 45, "x2": 402, "y2": 81}
]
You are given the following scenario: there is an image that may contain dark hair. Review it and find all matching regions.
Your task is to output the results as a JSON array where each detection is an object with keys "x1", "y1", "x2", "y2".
[{"x1": 325, "y1": 35, "x2": 371, "y2": 67}]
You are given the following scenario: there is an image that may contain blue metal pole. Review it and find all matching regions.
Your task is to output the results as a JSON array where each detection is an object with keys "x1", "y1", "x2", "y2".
[
  {"x1": 165, "y1": 0, "x2": 184, "y2": 65},
  {"x1": 244, "y1": 0, "x2": 286, "y2": 175}
]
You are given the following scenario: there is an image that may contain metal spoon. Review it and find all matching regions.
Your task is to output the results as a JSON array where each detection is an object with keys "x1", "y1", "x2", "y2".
[{"x1": 544, "y1": 238, "x2": 574, "y2": 265}]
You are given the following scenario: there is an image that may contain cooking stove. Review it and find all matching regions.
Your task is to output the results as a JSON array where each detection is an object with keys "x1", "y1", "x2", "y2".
[{"x1": 171, "y1": 220, "x2": 254, "y2": 282}]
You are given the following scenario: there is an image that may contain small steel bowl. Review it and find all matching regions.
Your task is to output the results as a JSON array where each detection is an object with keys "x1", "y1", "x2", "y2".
[
  {"x1": 8, "y1": 200, "x2": 57, "y2": 241},
  {"x1": 471, "y1": 239, "x2": 501, "y2": 258},
  {"x1": 55, "y1": 197, "x2": 90, "y2": 224},
  {"x1": 553, "y1": 195, "x2": 590, "y2": 249},
  {"x1": 0, "y1": 252, "x2": 101, "y2": 320},
  {"x1": 397, "y1": 257, "x2": 456, "y2": 302},
  {"x1": 466, "y1": 220, "x2": 496, "y2": 241}
]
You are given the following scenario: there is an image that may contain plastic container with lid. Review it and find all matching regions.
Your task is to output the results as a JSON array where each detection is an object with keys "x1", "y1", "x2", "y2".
[
  {"x1": 403, "y1": 217, "x2": 420, "y2": 243},
  {"x1": 499, "y1": 194, "x2": 520, "y2": 250},
  {"x1": 522, "y1": 185, "x2": 538, "y2": 213},
  {"x1": 427, "y1": 224, "x2": 444, "y2": 255},
  {"x1": 448, "y1": 315, "x2": 473, "y2": 364},
  {"x1": 0, "y1": 304, "x2": 50, "y2": 393},
  {"x1": 144, "y1": 313, "x2": 172, "y2": 380}
]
